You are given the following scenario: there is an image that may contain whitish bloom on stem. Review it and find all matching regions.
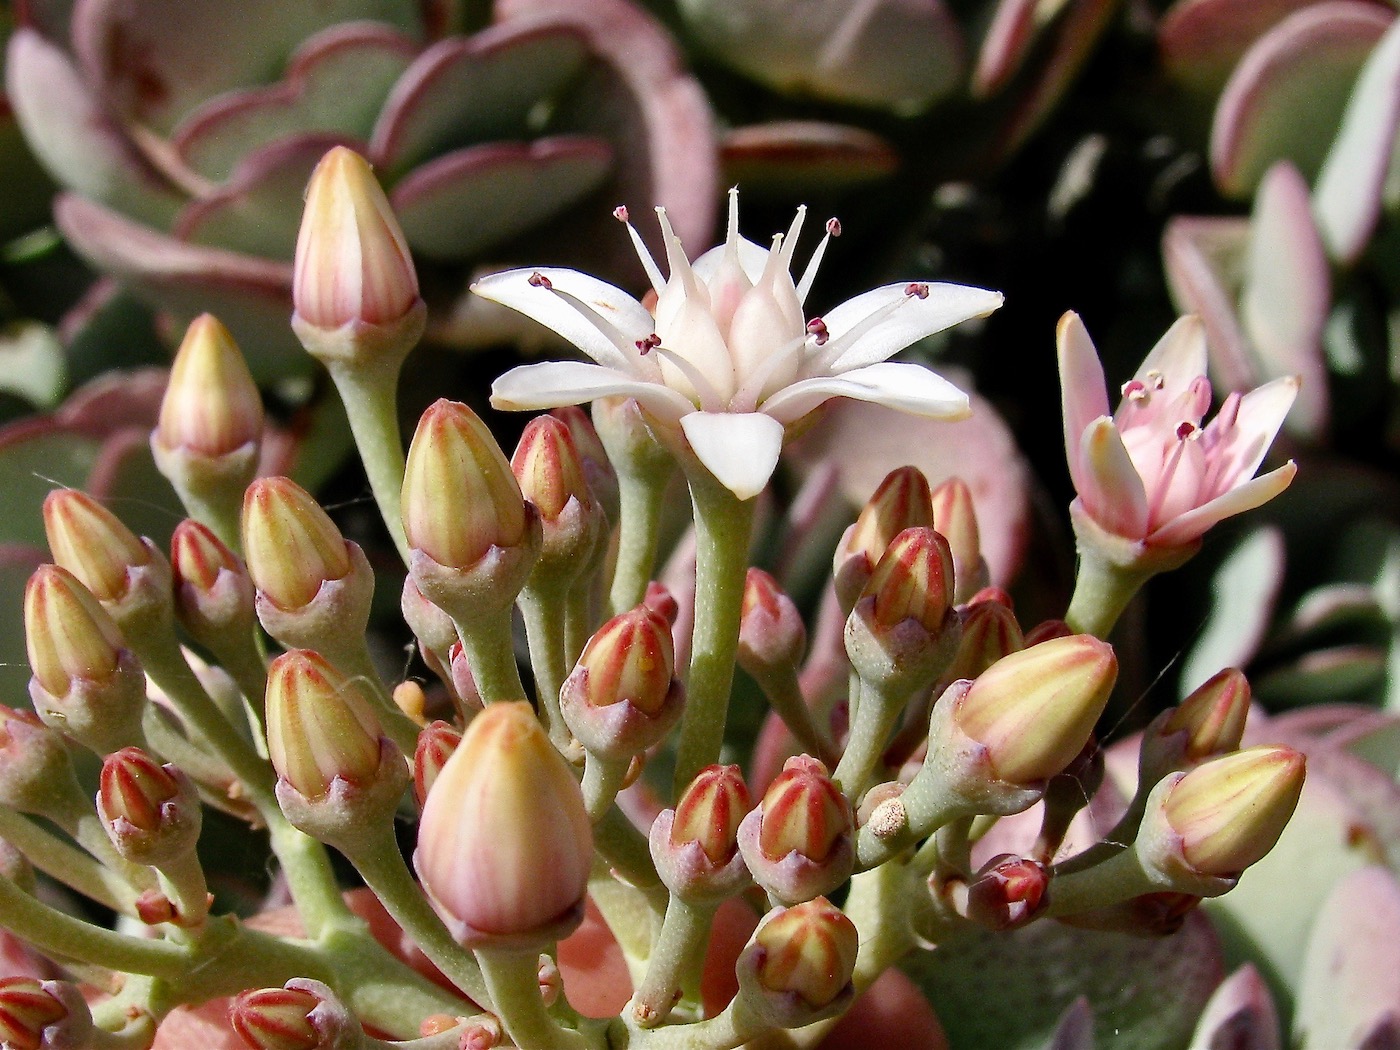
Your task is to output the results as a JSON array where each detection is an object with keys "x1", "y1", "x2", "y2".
[
  {"x1": 1057, "y1": 312, "x2": 1298, "y2": 549},
  {"x1": 474, "y1": 191, "x2": 1002, "y2": 500}
]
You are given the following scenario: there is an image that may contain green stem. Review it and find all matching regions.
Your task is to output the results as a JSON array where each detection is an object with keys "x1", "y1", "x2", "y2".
[
  {"x1": 831, "y1": 679, "x2": 908, "y2": 798},
  {"x1": 564, "y1": 580, "x2": 595, "y2": 671},
  {"x1": 581, "y1": 755, "x2": 628, "y2": 822},
  {"x1": 0, "y1": 809, "x2": 131, "y2": 911},
  {"x1": 1044, "y1": 848, "x2": 1153, "y2": 918},
  {"x1": 476, "y1": 948, "x2": 596, "y2": 1050},
  {"x1": 672, "y1": 474, "x2": 756, "y2": 795},
  {"x1": 609, "y1": 469, "x2": 669, "y2": 617},
  {"x1": 325, "y1": 357, "x2": 411, "y2": 567},
  {"x1": 630, "y1": 897, "x2": 715, "y2": 1027},
  {"x1": 268, "y1": 822, "x2": 357, "y2": 937},
  {"x1": 454, "y1": 612, "x2": 527, "y2": 704},
  {"x1": 1063, "y1": 546, "x2": 1158, "y2": 639},
  {"x1": 753, "y1": 663, "x2": 835, "y2": 768},
  {"x1": 518, "y1": 584, "x2": 571, "y2": 749},
  {"x1": 155, "y1": 851, "x2": 210, "y2": 926}
]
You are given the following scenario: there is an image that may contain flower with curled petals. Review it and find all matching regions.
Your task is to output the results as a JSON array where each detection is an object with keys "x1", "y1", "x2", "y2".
[
  {"x1": 1058, "y1": 312, "x2": 1298, "y2": 550},
  {"x1": 472, "y1": 190, "x2": 1003, "y2": 500}
]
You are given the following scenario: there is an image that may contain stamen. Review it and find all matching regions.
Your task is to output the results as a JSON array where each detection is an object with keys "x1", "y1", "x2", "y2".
[
  {"x1": 635, "y1": 333, "x2": 662, "y2": 355},
  {"x1": 613, "y1": 205, "x2": 629, "y2": 223},
  {"x1": 810, "y1": 291, "x2": 919, "y2": 373},
  {"x1": 531, "y1": 282, "x2": 653, "y2": 376},
  {"x1": 732, "y1": 334, "x2": 809, "y2": 413},
  {"x1": 651, "y1": 344, "x2": 725, "y2": 413},
  {"x1": 905, "y1": 283, "x2": 930, "y2": 299},
  {"x1": 528, "y1": 272, "x2": 552, "y2": 290},
  {"x1": 1176, "y1": 421, "x2": 1197, "y2": 441},
  {"x1": 797, "y1": 221, "x2": 836, "y2": 303},
  {"x1": 615, "y1": 207, "x2": 665, "y2": 294},
  {"x1": 1121, "y1": 379, "x2": 1149, "y2": 403},
  {"x1": 806, "y1": 318, "x2": 829, "y2": 345},
  {"x1": 779, "y1": 205, "x2": 807, "y2": 269},
  {"x1": 1145, "y1": 369, "x2": 1166, "y2": 391},
  {"x1": 826, "y1": 218, "x2": 842, "y2": 237}
]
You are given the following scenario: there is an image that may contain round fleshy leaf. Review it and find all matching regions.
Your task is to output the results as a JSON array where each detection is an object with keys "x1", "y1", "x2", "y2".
[
  {"x1": 88, "y1": 428, "x2": 184, "y2": 551},
  {"x1": 175, "y1": 134, "x2": 354, "y2": 259},
  {"x1": 72, "y1": 0, "x2": 425, "y2": 134},
  {"x1": 720, "y1": 121, "x2": 899, "y2": 194},
  {"x1": 392, "y1": 136, "x2": 611, "y2": 261},
  {"x1": 1211, "y1": 2, "x2": 1392, "y2": 199},
  {"x1": 171, "y1": 22, "x2": 416, "y2": 183},
  {"x1": 54, "y1": 194, "x2": 304, "y2": 381},
  {"x1": 0, "y1": 108, "x2": 57, "y2": 241},
  {"x1": 370, "y1": 22, "x2": 590, "y2": 175},
  {"x1": 5, "y1": 27, "x2": 182, "y2": 227},
  {"x1": 904, "y1": 911, "x2": 1222, "y2": 1048},
  {"x1": 0, "y1": 322, "x2": 65, "y2": 410}
]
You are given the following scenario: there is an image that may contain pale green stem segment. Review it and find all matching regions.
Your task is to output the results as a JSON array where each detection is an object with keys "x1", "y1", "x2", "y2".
[
  {"x1": 581, "y1": 755, "x2": 629, "y2": 821},
  {"x1": 1044, "y1": 847, "x2": 1155, "y2": 918},
  {"x1": 630, "y1": 896, "x2": 716, "y2": 1027},
  {"x1": 0, "y1": 808, "x2": 130, "y2": 911},
  {"x1": 337, "y1": 822, "x2": 490, "y2": 1006},
  {"x1": 753, "y1": 662, "x2": 836, "y2": 768},
  {"x1": 154, "y1": 851, "x2": 210, "y2": 926},
  {"x1": 519, "y1": 584, "x2": 572, "y2": 749},
  {"x1": 672, "y1": 474, "x2": 756, "y2": 795},
  {"x1": 564, "y1": 581, "x2": 595, "y2": 671},
  {"x1": 453, "y1": 613, "x2": 528, "y2": 704},
  {"x1": 325, "y1": 356, "x2": 411, "y2": 567},
  {"x1": 832, "y1": 678, "x2": 910, "y2": 798},
  {"x1": 594, "y1": 809, "x2": 668, "y2": 916},
  {"x1": 320, "y1": 636, "x2": 422, "y2": 757},
  {"x1": 476, "y1": 948, "x2": 600, "y2": 1050},
  {"x1": 40, "y1": 784, "x2": 157, "y2": 895},
  {"x1": 609, "y1": 468, "x2": 670, "y2": 616},
  {"x1": 1063, "y1": 547, "x2": 1159, "y2": 639},
  {"x1": 174, "y1": 486, "x2": 245, "y2": 557}
]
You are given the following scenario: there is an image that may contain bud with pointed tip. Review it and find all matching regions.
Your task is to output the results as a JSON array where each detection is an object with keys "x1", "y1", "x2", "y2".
[
  {"x1": 930, "y1": 477, "x2": 987, "y2": 601},
  {"x1": 242, "y1": 478, "x2": 351, "y2": 612},
  {"x1": 738, "y1": 755, "x2": 854, "y2": 905},
  {"x1": 736, "y1": 897, "x2": 858, "y2": 1028},
  {"x1": 401, "y1": 576, "x2": 456, "y2": 670},
  {"x1": 24, "y1": 564, "x2": 146, "y2": 751},
  {"x1": 834, "y1": 466, "x2": 934, "y2": 610},
  {"x1": 447, "y1": 643, "x2": 484, "y2": 714},
  {"x1": 230, "y1": 979, "x2": 361, "y2": 1050},
  {"x1": 1141, "y1": 668, "x2": 1252, "y2": 789},
  {"x1": 552, "y1": 405, "x2": 618, "y2": 522},
  {"x1": 0, "y1": 977, "x2": 68, "y2": 1050},
  {"x1": 650, "y1": 764, "x2": 753, "y2": 901},
  {"x1": 945, "y1": 597, "x2": 1022, "y2": 682},
  {"x1": 739, "y1": 569, "x2": 806, "y2": 672},
  {"x1": 952, "y1": 854, "x2": 1049, "y2": 931},
  {"x1": 512, "y1": 414, "x2": 606, "y2": 579},
  {"x1": 171, "y1": 519, "x2": 256, "y2": 651},
  {"x1": 415, "y1": 702, "x2": 592, "y2": 949},
  {"x1": 1023, "y1": 619, "x2": 1072, "y2": 646},
  {"x1": 97, "y1": 747, "x2": 202, "y2": 866},
  {"x1": 413, "y1": 720, "x2": 461, "y2": 808}
]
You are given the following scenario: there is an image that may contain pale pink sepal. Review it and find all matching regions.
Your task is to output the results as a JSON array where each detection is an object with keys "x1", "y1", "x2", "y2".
[{"x1": 1056, "y1": 312, "x2": 1111, "y2": 493}]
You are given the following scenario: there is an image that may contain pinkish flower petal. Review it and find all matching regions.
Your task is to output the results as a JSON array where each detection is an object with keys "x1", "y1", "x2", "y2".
[
  {"x1": 491, "y1": 361, "x2": 694, "y2": 423},
  {"x1": 760, "y1": 362, "x2": 970, "y2": 425},
  {"x1": 1148, "y1": 461, "x2": 1296, "y2": 548},
  {"x1": 471, "y1": 267, "x2": 656, "y2": 374},
  {"x1": 1204, "y1": 375, "x2": 1300, "y2": 491},
  {"x1": 1078, "y1": 417, "x2": 1150, "y2": 541},
  {"x1": 1055, "y1": 312, "x2": 1111, "y2": 496},
  {"x1": 817, "y1": 282, "x2": 1003, "y2": 372},
  {"x1": 680, "y1": 411, "x2": 785, "y2": 501},
  {"x1": 1130, "y1": 315, "x2": 1209, "y2": 404}
]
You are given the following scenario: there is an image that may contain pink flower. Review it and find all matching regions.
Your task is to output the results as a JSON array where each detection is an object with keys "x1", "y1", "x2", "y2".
[{"x1": 1057, "y1": 312, "x2": 1298, "y2": 549}]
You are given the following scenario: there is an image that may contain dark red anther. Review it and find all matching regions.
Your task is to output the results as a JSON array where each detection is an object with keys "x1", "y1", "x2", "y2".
[
  {"x1": 805, "y1": 318, "x2": 829, "y2": 345},
  {"x1": 825, "y1": 218, "x2": 842, "y2": 237},
  {"x1": 1176, "y1": 421, "x2": 1197, "y2": 440},
  {"x1": 613, "y1": 205, "x2": 630, "y2": 223},
  {"x1": 636, "y1": 333, "x2": 661, "y2": 355},
  {"x1": 905, "y1": 283, "x2": 930, "y2": 299},
  {"x1": 527, "y1": 272, "x2": 553, "y2": 290}
]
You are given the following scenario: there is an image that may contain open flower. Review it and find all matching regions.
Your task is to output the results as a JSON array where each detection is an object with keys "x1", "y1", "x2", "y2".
[
  {"x1": 1057, "y1": 312, "x2": 1298, "y2": 550},
  {"x1": 473, "y1": 190, "x2": 1002, "y2": 500}
]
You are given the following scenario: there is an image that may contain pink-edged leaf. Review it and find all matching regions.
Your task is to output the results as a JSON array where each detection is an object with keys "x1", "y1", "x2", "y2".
[
  {"x1": 973, "y1": 0, "x2": 1038, "y2": 98},
  {"x1": 720, "y1": 121, "x2": 899, "y2": 194},
  {"x1": 1296, "y1": 867, "x2": 1400, "y2": 1047},
  {"x1": 1191, "y1": 965, "x2": 1281, "y2": 1050},
  {"x1": 1211, "y1": 1, "x2": 1392, "y2": 198},
  {"x1": 391, "y1": 136, "x2": 612, "y2": 261},
  {"x1": 4, "y1": 27, "x2": 181, "y2": 227},
  {"x1": 71, "y1": 0, "x2": 424, "y2": 134},
  {"x1": 369, "y1": 22, "x2": 589, "y2": 175},
  {"x1": 171, "y1": 22, "x2": 416, "y2": 183},
  {"x1": 1242, "y1": 162, "x2": 1330, "y2": 436},
  {"x1": 787, "y1": 384, "x2": 1031, "y2": 585},
  {"x1": 1314, "y1": 16, "x2": 1400, "y2": 264},
  {"x1": 497, "y1": 0, "x2": 718, "y2": 275},
  {"x1": 54, "y1": 194, "x2": 303, "y2": 381},
  {"x1": 175, "y1": 133, "x2": 354, "y2": 260},
  {"x1": 1162, "y1": 215, "x2": 1257, "y2": 392},
  {"x1": 1158, "y1": 0, "x2": 1378, "y2": 96}
]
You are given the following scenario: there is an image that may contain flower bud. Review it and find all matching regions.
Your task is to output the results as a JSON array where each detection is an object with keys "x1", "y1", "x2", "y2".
[
  {"x1": 929, "y1": 477, "x2": 987, "y2": 601},
  {"x1": 953, "y1": 635, "x2": 1117, "y2": 786},
  {"x1": 650, "y1": 764, "x2": 753, "y2": 901},
  {"x1": 513, "y1": 415, "x2": 606, "y2": 581},
  {"x1": 401, "y1": 576, "x2": 457, "y2": 666},
  {"x1": 739, "y1": 755, "x2": 854, "y2": 905},
  {"x1": 415, "y1": 701, "x2": 592, "y2": 948},
  {"x1": 864, "y1": 527, "x2": 955, "y2": 634},
  {"x1": 1157, "y1": 746, "x2": 1305, "y2": 879},
  {"x1": 447, "y1": 643, "x2": 484, "y2": 714},
  {"x1": 24, "y1": 564, "x2": 146, "y2": 750},
  {"x1": 97, "y1": 747, "x2": 202, "y2": 866},
  {"x1": 293, "y1": 147, "x2": 419, "y2": 334},
  {"x1": 552, "y1": 405, "x2": 618, "y2": 522},
  {"x1": 560, "y1": 605, "x2": 684, "y2": 761},
  {"x1": 154, "y1": 314, "x2": 264, "y2": 461},
  {"x1": 265, "y1": 650, "x2": 384, "y2": 801},
  {"x1": 171, "y1": 519, "x2": 256, "y2": 648},
  {"x1": 43, "y1": 489, "x2": 148, "y2": 604},
  {"x1": 945, "y1": 597, "x2": 1022, "y2": 682},
  {"x1": 834, "y1": 466, "x2": 934, "y2": 609},
  {"x1": 241, "y1": 478, "x2": 351, "y2": 611},
  {"x1": 413, "y1": 720, "x2": 461, "y2": 808},
  {"x1": 1164, "y1": 669, "x2": 1251, "y2": 762},
  {"x1": 1023, "y1": 618, "x2": 1072, "y2": 646},
  {"x1": 230, "y1": 979, "x2": 360, "y2": 1050},
  {"x1": 736, "y1": 897, "x2": 858, "y2": 1027},
  {"x1": 953, "y1": 854, "x2": 1049, "y2": 931},
  {"x1": 738, "y1": 569, "x2": 806, "y2": 672},
  {"x1": 0, "y1": 705, "x2": 81, "y2": 818},
  {"x1": 0, "y1": 977, "x2": 68, "y2": 1050}
]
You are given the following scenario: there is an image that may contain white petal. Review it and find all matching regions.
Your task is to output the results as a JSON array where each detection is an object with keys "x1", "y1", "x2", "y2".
[
  {"x1": 1132, "y1": 315, "x2": 1208, "y2": 398},
  {"x1": 491, "y1": 361, "x2": 695, "y2": 424},
  {"x1": 680, "y1": 412, "x2": 785, "y2": 501},
  {"x1": 760, "y1": 362, "x2": 971, "y2": 424},
  {"x1": 471, "y1": 267, "x2": 655, "y2": 372},
  {"x1": 693, "y1": 235, "x2": 771, "y2": 284},
  {"x1": 818, "y1": 282, "x2": 1004, "y2": 371}
]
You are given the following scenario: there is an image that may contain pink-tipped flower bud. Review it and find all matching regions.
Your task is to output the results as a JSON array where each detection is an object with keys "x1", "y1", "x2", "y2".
[
  {"x1": 293, "y1": 147, "x2": 419, "y2": 334},
  {"x1": 929, "y1": 477, "x2": 987, "y2": 601},
  {"x1": 739, "y1": 755, "x2": 854, "y2": 905},
  {"x1": 1166, "y1": 669, "x2": 1251, "y2": 761},
  {"x1": 552, "y1": 405, "x2": 618, "y2": 522},
  {"x1": 953, "y1": 854, "x2": 1049, "y2": 931},
  {"x1": 650, "y1": 764, "x2": 753, "y2": 901},
  {"x1": 447, "y1": 643, "x2": 484, "y2": 714},
  {"x1": 0, "y1": 977, "x2": 69, "y2": 1050},
  {"x1": 834, "y1": 466, "x2": 934, "y2": 609},
  {"x1": 736, "y1": 897, "x2": 858, "y2": 1027},
  {"x1": 415, "y1": 701, "x2": 592, "y2": 948},
  {"x1": 241, "y1": 478, "x2": 351, "y2": 612},
  {"x1": 643, "y1": 581, "x2": 679, "y2": 626},
  {"x1": 945, "y1": 597, "x2": 1023, "y2": 682},
  {"x1": 512, "y1": 414, "x2": 606, "y2": 576},
  {"x1": 413, "y1": 720, "x2": 462, "y2": 808},
  {"x1": 171, "y1": 519, "x2": 256, "y2": 648},
  {"x1": 952, "y1": 635, "x2": 1117, "y2": 786},
  {"x1": 24, "y1": 564, "x2": 146, "y2": 750},
  {"x1": 97, "y1": 747, "x2": 201, "y2": 866},
  {"x1": 154, "y1": 314, "x2": 264, "y2": 462},
  {"x1": 560, "y1": 605, "x2": 684, "y2": 761},
  {"x1": 230, "y1": 979, "x2": 360, "y2": 1050},
  {"x1": 1150, "y1": 746, "x2": 1305, "y2": 881},
  {"x1": 738, "y1": 569, "x2": 806, "y2": 672},
  {"x1": 1023, "y1": 618, "x2": 1072, "y2": 646}
]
